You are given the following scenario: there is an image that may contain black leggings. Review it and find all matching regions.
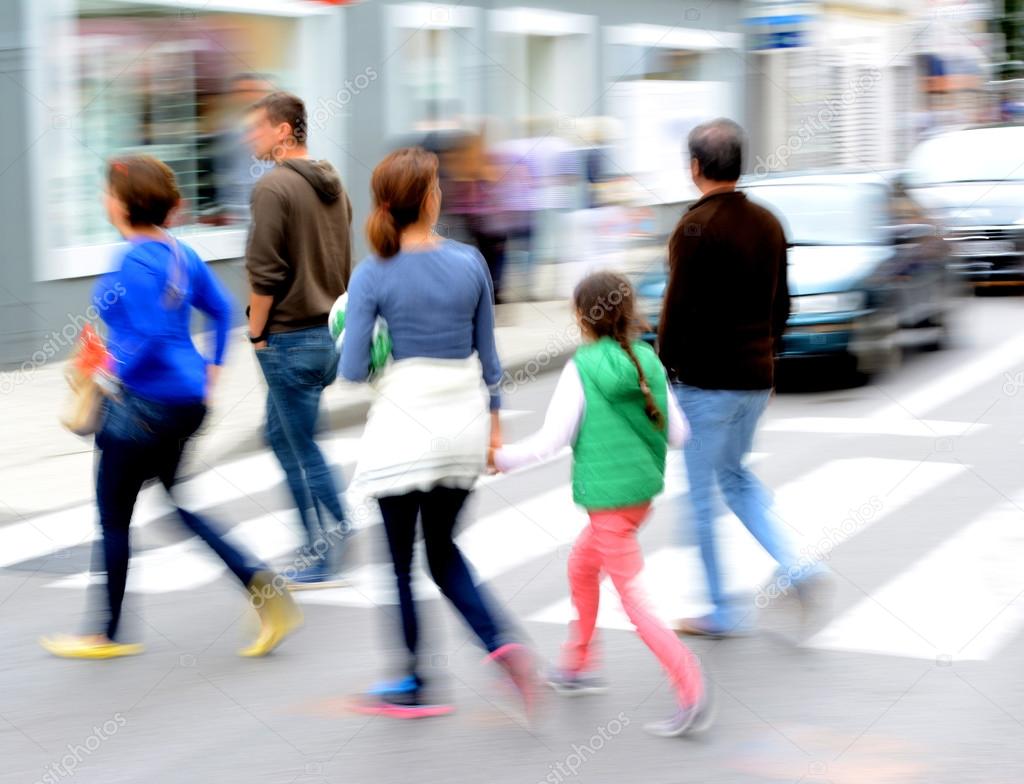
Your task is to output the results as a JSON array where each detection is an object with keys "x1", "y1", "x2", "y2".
[{"x1": 377, "y1": 486, "x2": 503, "y2": 677}]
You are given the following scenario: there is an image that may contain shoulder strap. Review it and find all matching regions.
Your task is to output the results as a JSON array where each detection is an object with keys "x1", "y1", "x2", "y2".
[{"x1": 162, "y1": 233, "x2": 189, "y2": 310}]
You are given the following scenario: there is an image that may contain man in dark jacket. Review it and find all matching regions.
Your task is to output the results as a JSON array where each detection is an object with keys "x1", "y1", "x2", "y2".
[
  {"x1": 659, "y1": 118, "x2": 827, "y2": 637},
  {"x1": 245, "y1": 91, "x2": 353, "y2": 586}
]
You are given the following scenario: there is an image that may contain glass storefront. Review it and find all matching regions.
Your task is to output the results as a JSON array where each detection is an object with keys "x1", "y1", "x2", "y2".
[{"x1": 33, "y1": 0, "x2": 339, "y2": 278}]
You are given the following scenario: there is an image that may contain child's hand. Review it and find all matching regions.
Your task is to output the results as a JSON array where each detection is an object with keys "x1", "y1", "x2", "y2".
[{"x1": 489, "y1": 411, "x2": 502, "y2": 450}]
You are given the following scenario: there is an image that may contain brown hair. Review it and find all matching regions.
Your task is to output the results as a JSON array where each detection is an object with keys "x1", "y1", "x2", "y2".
[
  {"x1": 251, "y1": 91, "x2": 307, "y2": 145},
  {"x1": 107, "y1": 155, "x2": 181, "y2": 227},
  {"x1": 573, "y1": 271, "x2": 665, "y2": 430},
  {"x1": 366, "y1": 147, "x2": 439, "y2": 259}
]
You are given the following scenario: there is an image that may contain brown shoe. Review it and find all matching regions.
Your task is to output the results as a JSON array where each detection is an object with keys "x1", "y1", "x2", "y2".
[{"x1": 673, "y1": 616, "x2": 747, "y2": 638}]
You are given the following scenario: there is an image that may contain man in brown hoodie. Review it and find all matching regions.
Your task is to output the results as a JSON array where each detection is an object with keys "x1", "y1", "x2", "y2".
[{"x1": 245, "y1": 91, "x2": 353, "y2": 586}]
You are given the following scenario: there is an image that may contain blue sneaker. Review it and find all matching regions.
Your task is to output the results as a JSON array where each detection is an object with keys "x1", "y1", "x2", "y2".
[
  {"x1": 366, "y1": 675, "x2": 420, "y2": 697},
  {"x1": 354, "y1": 675, "x2": 454, "y2": 719},
  {"x1": 285, "y1": 564, "x2": 346, "y2": 591}
]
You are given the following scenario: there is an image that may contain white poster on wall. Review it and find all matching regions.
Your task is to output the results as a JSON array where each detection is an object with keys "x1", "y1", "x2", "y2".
[{"x1": 607, "y1": 80, "x2": 733, "y2": 206}]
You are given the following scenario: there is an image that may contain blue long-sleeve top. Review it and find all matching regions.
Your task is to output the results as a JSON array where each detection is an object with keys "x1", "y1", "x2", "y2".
[
  {"x1": 339, "y1": 240, "x2": 503, "y2": 410},
  {"x1": 93, "y1": 237, "x2": 234, "y2": 404}
]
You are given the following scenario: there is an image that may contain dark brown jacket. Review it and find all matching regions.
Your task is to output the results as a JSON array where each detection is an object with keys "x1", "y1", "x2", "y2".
[
  {"x1": 658, "y1": 190, "x2": 790, "y2": 390},
  {"x1": 245, "y1": 159, "x2": 353, "y2": 334}
]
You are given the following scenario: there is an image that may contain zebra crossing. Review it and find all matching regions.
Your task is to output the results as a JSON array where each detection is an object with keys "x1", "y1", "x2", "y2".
[{"x1": 4, "y1": 373, "x2": 1024, "y2": 665}]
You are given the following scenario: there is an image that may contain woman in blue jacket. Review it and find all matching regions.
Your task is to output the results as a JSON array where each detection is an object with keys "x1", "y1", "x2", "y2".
[{"x1": 42, "y1": 156, "x2": 300, "y2": 659}]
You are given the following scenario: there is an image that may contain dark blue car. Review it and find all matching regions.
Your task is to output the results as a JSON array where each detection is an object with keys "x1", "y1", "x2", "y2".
[{"x1": 636, "y1": 172, "x2": 953, "y2": 375}]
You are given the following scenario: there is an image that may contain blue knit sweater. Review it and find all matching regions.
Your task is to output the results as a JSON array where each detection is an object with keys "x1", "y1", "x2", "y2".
[{"x1": 339, "y1": 240, "x2": 502, "y2": 410}]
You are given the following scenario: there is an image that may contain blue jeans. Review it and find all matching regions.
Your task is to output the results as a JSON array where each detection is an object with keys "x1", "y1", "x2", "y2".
[
  {"x1": 675, "y1": 384, "x2": 813, "y2": 630},
  {"x1": 256, "y1": 326, "x2": 347, "y2": 564},
  {"x1": 95, "y1": 393, "x2": 264, "y2": 640}
]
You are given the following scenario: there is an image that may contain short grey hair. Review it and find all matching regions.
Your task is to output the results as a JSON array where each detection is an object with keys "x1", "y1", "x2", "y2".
[{"x1": 687, "y1": 118, "x2": 745, "y2": 182}]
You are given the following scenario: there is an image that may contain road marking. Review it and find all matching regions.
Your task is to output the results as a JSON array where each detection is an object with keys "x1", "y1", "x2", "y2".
[
  {"x1": 871, "y1": 332, "x2": 1024, "y2": 421},
  {"x1": 529, "y1": 458, "x2": 965, "y2": 631},
  {"x1": 764, "y1": 417, "x2": 987, "y2": 438},
  {"x1": 297, "y1": 452, "x2": 766, "y2": 608},
  {"x1": 806, "y1": 499, "x2": 1024, "y2": 661}
]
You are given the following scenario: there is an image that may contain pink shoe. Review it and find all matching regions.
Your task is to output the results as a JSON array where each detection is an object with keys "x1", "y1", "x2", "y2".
[{"x1": 486, "y1": 643, "x2": 540, "y2": 716}]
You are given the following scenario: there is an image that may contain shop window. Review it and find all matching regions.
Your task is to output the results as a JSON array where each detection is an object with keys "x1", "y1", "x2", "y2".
[{"x1": 40, "y1": 2, "x2": 315, "y2": 258}]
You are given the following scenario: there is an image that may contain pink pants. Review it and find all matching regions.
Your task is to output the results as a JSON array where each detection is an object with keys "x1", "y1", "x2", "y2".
[{"x1": 562, "y1": 503, "x2": 703, "y2": 707}]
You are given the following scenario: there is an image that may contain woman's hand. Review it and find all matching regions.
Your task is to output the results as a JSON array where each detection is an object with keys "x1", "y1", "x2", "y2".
[
  {"x1": 487, "y1": 411, "x2": 502, "y2": 474},
  {"x1": 205, "y1": 363, "x2": 221, "y2": 404},
  {"x1": 489, "y1": 410, "x2": 502, "y2": 449}
]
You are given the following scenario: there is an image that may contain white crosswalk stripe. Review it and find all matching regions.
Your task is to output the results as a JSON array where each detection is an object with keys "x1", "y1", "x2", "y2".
[
  {"x1": 10, "y1": 392, "x2": 1024, "y2": 663},
  {"x1": 528, "y1": 457, "x2": 964, "y2": 632},
  {"x1": 807, "y1": 498, "x2": 1024, "y2": 661}
]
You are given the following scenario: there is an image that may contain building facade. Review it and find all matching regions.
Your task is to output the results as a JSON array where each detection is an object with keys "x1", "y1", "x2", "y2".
[
  {"x1": 1, "y1": 0, "x2": 747, "y2": 366},
  {"x1": 744, "y1": 0, "x2": 920, "y2": 175}
]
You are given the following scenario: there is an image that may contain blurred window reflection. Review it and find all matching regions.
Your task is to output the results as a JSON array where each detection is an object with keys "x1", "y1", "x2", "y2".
[
  {"x1": 748, "y1": 184, "x2": 888, "y2": 246},
  {"x1": 906, "y1": 128, "x2": 1024, "y2": 186},
  {"x1": 45, "y1": 2, "x2": 300, "y2": 249}
]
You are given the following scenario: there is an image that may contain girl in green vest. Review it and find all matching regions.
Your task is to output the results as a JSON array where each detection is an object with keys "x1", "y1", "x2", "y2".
[{"x1": 492, "y1": 271, "x2": 713, "y2": 737}]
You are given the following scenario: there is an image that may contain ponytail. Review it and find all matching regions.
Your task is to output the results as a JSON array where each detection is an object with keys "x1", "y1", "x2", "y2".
[
  {"x1": 365, "y1": 147, "x2": 439, "y2": 259},
  {"x1": 616, "y1": 334, "x2": 665, "y2": 431},
  {"x1": 366, "y1": 202, "x2": 401, "y2": 259}
]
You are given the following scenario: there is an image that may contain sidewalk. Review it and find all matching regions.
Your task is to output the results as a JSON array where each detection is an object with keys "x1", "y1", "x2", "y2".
[{"x1": 0, "y1": 300, "x2": 577, "y2": 520}]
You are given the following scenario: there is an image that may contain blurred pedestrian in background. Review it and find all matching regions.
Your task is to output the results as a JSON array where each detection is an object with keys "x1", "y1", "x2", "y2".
[
  {"x1": 441, "y1": 129, "x2": 508, "y2": 302},
  {"x1": 340, "y1": 147, "x2": 538, "y2": 718},
  {"x1": 493, "y1": 271, "x2": 713, "y2": 738},
  {"x1": 244, "y1": 92, "x2": 354, "y2": 587},
  {"x1": 41, "y1": 156, "x2": 301, "y2": 660},
  {"x1": 659, "y1": 119, "x2": 829, "y2": 638},
  {"x1": 211, "y1": 72, "x2": 275, "y2": 223}
]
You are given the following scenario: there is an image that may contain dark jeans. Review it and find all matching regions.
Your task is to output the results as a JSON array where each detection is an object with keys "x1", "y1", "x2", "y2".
[
  {"x1": 95, "y1": 392, "x2": 263, "y2": 641},
  {"x1": 377, "y1": 487, "x2": 503, "y2": 678},
  {"x1": 466, "y1": 215, "x2": 507, "y2": 301},
  {"x1": 255, "y1": 326, "x2": 347, "y2": 564}
]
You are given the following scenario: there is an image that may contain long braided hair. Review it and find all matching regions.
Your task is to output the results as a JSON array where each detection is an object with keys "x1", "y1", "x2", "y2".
[{"x1": 573, "y1": 271, "x2": 665, "y2": 431}]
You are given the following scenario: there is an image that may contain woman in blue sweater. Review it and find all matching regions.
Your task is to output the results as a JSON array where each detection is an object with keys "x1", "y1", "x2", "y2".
[
  {"x1": 42, "y1": 156, "x2": 300, "y2": 660},
  {"x1": 340, "y1": 147, "x2": 537, "y2": 718}
]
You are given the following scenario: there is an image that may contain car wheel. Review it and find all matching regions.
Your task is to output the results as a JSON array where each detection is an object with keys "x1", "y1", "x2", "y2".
[{"x1": 920, "y1": 316, "x2": 948, "y2": 352}]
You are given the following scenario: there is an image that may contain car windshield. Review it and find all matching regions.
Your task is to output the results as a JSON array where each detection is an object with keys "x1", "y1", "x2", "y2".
[
  {"x1": 745, "y1": 183, "x2": 886, "y2": 246},
  {"x1": 906, "y1": 128, "x2": 1024, "y2": 185}
]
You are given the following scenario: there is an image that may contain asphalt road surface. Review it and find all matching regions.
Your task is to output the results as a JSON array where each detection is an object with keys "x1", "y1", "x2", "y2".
[{"x1": 3, "y1": 295, "x2": 1024, "y2": 784}]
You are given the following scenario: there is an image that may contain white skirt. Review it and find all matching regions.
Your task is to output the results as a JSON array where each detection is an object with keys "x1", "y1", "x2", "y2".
[{"x1": 350, "y1": 355, "x2": 489, "y2": 499}]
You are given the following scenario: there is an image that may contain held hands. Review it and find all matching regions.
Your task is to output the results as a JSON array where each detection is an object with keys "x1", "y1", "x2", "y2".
[{"x1": 487, "y1": 411, "x2": 502, "y2": 475}]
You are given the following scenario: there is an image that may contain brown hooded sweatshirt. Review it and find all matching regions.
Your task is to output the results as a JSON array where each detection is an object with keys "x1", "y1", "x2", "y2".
[{"x1": 245, "y1": 158, "x2": 353, "y2": 334}]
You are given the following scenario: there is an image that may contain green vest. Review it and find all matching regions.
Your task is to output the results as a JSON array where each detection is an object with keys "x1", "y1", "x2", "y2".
[{"x1": 572, "y1": 337, "x2": 670, "y2": 510}]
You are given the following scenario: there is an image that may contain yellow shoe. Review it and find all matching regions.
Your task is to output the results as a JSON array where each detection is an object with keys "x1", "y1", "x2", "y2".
[
  {"x1": 239, "y1": 572, "x2": 303, "y2": 657},
  {"x1": 40, "y1": 634, "x2": 143, "y2": 660}
]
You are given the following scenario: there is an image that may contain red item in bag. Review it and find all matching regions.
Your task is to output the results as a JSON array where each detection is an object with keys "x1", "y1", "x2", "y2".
[{"x1": 73, "y1": 324, "x2": 112, "y2": 377}]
